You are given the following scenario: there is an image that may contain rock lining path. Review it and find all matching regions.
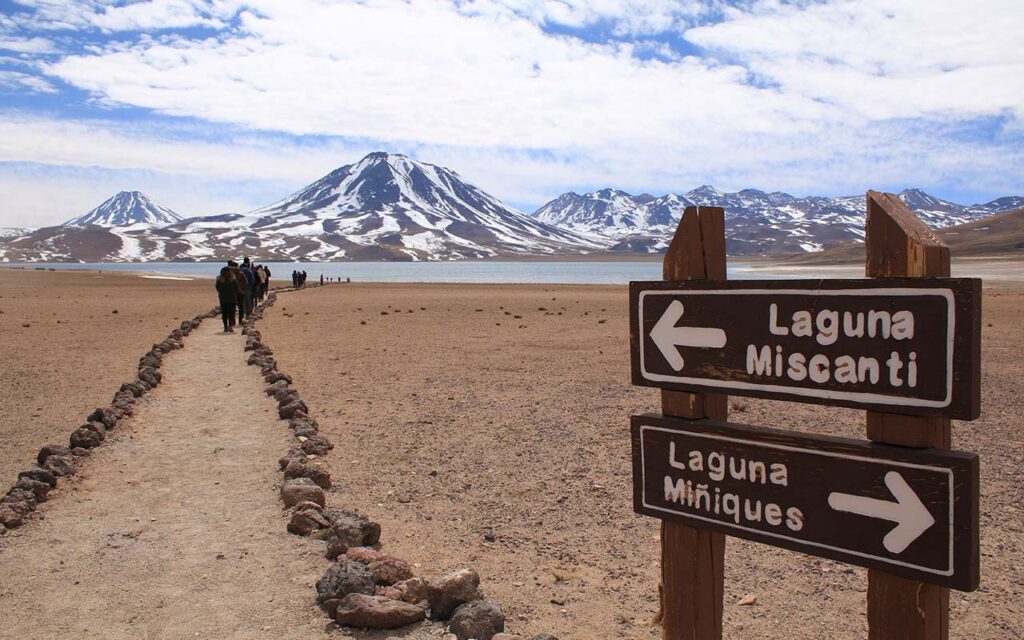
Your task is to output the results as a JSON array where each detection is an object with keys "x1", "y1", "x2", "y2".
[{"x1": 0, "y1": 321, "x2": 327, "y2": 639}]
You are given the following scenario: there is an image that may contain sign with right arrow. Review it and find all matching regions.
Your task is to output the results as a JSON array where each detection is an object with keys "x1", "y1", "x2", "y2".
[{"x1": 632, "y1": 414, "x2": 980, "y2": 591}]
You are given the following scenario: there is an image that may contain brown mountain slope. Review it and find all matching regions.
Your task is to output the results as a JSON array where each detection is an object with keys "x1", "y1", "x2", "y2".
[{"x1": 786, "y1": 207, "x2": 1024, "y2": 263}]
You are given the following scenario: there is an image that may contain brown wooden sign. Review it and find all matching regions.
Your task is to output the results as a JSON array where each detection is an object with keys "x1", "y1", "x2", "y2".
[
  {"x1": 630, "y1": 278, "x2": 981, "y2": 420},
  {"x1": 632, "y1": 414, "x2": 979, "y2": 591}
]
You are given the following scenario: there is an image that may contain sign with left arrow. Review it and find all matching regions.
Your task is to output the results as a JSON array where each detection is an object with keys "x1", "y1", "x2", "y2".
[
  {"x1": 631, "y1": 414, "x2": 979, "y2": 591},
  {"x1": 630, "y1": 278, "x2": 982, "y2": 419}
]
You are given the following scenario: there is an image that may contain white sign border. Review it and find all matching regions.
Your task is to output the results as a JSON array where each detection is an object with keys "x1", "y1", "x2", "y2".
[
  {"x1": 638, "y1": 287, "x2": 956, "y2": 409},
  {"x1": 639, "y1": 423, "x2": 956, "y2": 576}
]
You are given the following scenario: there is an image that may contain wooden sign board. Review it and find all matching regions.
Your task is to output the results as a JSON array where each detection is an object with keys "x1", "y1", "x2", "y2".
[
  {"x1": 631, "y1": 414, "x2": 979, "y2": 591},
  {"x1": 630, "y1": 279, "x2": 981, "y2": 419}
]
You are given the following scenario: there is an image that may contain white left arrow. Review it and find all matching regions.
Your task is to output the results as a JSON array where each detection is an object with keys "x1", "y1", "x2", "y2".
[
  {"x1": 650, "y1": 300, "x2": 727, "y2": 371},
  {"x1": 828, "y1": 471, "x2": 935, "y2": 554}
]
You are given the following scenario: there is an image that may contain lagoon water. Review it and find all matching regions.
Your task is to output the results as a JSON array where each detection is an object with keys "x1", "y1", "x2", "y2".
[
  {"x1": 4, "y1": 259, "x2": 1019, "y2": 284},
  {"x1": 2, "y1": 260, "x2": 804, "y2": 284}
]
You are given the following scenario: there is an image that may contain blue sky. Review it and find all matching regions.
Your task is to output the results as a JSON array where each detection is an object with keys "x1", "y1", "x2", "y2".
[{"x1": 0, "y1": 0, "x2": 1022, "y2": 226}]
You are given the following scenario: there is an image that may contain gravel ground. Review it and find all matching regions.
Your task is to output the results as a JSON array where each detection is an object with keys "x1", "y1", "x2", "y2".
[
  {"x1": 259, "y1": 281, "x2": 1024, "y2": 640},
  {"x1": 0, "y1": 271, "x2": 1020, "y2": 639},
  {"x1": 0, "y1": 269, "x2": 213, "y2": 486}
]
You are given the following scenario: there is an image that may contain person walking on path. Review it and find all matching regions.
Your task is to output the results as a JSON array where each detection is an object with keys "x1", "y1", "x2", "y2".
[
  {"x1": 259, "y1": 265, "x2": 271, "y2": 299},
  {"x1": 227, "y1": 261, "x2": 248, "y2": 325},
  {"x1": 239, "y1": 258, "x2": 256, "y2": 318},
  {"x1": 215, "y1": 267, "x2": 239, "y2": 333}
]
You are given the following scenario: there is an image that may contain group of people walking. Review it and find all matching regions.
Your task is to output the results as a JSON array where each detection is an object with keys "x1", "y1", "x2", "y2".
[
  {"x1": 291, "y1": 270, "x2": 308, "y2": 288},
  {"x1": 215, "y1": 258, "x2": 271, "y2": 333}
]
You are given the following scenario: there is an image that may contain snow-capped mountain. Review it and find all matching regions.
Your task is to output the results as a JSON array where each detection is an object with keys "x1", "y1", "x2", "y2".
[
  {"x1": 532, "y1": 187, "x2": 1023, "y2": 255},
  {"x1": 64, "y1": 191, "x2": 183, "y2": 227},
  {"x1": 0, "y1": 153, "x2": 605, "y2": 262},
  {"x1": 1, "y1": 154, "x2": 1019, "y2": 262}
]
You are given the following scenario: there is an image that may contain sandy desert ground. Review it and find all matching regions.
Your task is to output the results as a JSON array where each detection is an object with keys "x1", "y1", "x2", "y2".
[
  {"x1": 0, "y1": 269, "x2": 213, "y2": 486},
  {"x1": 257, "y1": 281, "x2": 1024, "y2": 639},
  {"x1": 0, "y1": 268, "x2": 1021, "y2": 639}
]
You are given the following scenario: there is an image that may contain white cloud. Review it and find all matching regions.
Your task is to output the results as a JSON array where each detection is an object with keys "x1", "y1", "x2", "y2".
[
  {"x1": 0, "y1": 35, "x2": 59, "y2": 54},
  {"x1": 685, "y1": 0, "x2": 1024, "y2": 121},
  {"x1": 0, "y1": 111, "x2": 1021, "y2": 228},
  {"x1": 0, "y1": 0, "x2": 1020, "y2": 226},
  {"x1": 0, "y1": 70, "x2": 58, "y2": 93},
  {"x1": 40, "y1": 0, "x2": 828, "y2": 150},
  {"x1": 9, "y1": 0, "x2": 239, "y2": 32}
]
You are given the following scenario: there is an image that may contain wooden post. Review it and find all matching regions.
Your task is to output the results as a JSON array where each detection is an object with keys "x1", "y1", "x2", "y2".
[
  {"x1": 864, "y1": 190, "x2": 950, "y2": 640},
  {"x1": 659, "y1": 206, "x2": 727, "y2": 640}
]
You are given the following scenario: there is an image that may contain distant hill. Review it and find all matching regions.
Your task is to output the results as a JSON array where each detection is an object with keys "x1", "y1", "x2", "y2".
[
  {"x1": 532, "y1": 187, "x2": 1023, "y2": 256},
  {"x1": 784, "y1": 207, "x2": 1024, "y2": 264}
]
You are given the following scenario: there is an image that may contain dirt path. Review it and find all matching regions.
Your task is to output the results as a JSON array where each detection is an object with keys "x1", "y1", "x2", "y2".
[{"x1": 0, "y1": 321, "x2": 327, "y2": 640}]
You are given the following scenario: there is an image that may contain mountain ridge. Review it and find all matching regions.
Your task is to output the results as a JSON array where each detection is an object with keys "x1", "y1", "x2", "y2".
[
  {"x1": 0, "y1": 154, "x2": 1020, "y2": 262},
  {"x1": 532, "y1": 187, "x2": 1023, "y2": 255},
  {"x1": 0, "y1": 153, "x2": 604, "y2": 262}
]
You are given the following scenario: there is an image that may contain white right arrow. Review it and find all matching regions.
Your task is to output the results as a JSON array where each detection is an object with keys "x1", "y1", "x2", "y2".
[
  {"x1": 828, "y1": 471, "x2": 935, "y2": 554},
  {"x1": 650, "y1": 300, "x2": 727, "y2": 371}
]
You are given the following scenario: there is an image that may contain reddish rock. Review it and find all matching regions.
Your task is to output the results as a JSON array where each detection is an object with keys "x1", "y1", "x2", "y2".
[
  {"x1": 274, "y1": 387, "x2": 299, "y2": 403},
  {"x1": 265, "y1": 380, "x2": 289, "y2": 396},
  {"x1": 36, "y1": 445, "x2": 71, "y2": 466},
  {"x1": 13, "y1": 477, "x2": 50, "y2": 501},
  {"x1": 0, "y1": 505, "x2": 24, "y2": 528},
  {"x1": 288, "y1": 509, "x2": 332, "y2": 535},
  {"x1": 325, "y1": 509, "x2": 380, "y2": 547},
  {"x1": 43, "y1": 455, "x2": 76, "y2": 477},
  {"x1": 376, "y1": 577, "x2": 429, "y2": 604},
  {"x1": 18, "y1": 467, "x2": 56, "y2": 488},
  {"x1": 280, "y1": 479, "x2": 325, "y2": 508},
  {"x1": 427, "y1": 568, "x2": 483, "y2": 620},
  {"x1": 334, "y1": 593, "x2": 426, "y2": 629},
  {"x1": 448, "y1": 601, "x2": 505, "y2": 640},
  {"x1": 277, "y1": 450, "x2": 305, "y2": 471},
  {"x1": 70, "y1": 426, "x2": 103, "y2": 449},
  {"x1": 345, "y1": 548, "x2": 413, "y2": 585},
  {"x1": 283, "y1": 461, "x2": 331, "y2": 489},
  {"x1": 81, "y1": 421, "x2": 106, "y2": 436},
  {"x1": 300, "y1": 434, "x2": 333, "y2": 455},
  {"x1": 316, "y1": 560, "x2": 376, "y2": 606},
  {"x1": 120, "y1": 381, "x2": 145, "y2": 397},
  {"x1": 278, "y1": 401, "x2": 307, "y2": 420},
  {"x1": 87, "y1": 407, "x2": 118, "y2": 429}
]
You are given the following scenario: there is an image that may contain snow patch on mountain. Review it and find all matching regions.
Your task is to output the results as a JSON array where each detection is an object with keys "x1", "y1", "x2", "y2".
[
  {"x1": 533, "y1": 187, "x2": 1022, "y2": 255},
  {"x1": 64, "y1": 191, "x2": 183, "y2": 227}
]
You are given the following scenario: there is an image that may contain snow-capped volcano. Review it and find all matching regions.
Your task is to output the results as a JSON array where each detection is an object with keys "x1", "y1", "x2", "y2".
[
  {"x1": 0, "y1": 153, "x2": 605, "y2": 262},
  {"x1": 532, "y1": 187, "x2": 1023, "y2": 255},
  {"x1": 64, "y1": 191, "x2": 182, "y2": 227},
  {"x1": 235, "y1": 151, "x2": 601, "y2": 259}
]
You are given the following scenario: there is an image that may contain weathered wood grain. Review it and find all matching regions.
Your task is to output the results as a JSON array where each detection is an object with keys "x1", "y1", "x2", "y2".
[
  {"x1": 865, "y1": 190, "x2": 958, "y2": 640},
  {"x1": 659, "y1": 206, "x2": 727, "y2": 640}
]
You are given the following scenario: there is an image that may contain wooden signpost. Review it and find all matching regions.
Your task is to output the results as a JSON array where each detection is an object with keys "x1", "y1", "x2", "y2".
[
  {"x1": 631, "y1": 279, "x2": 981, "y2": 419},
  {"x1": 631, "y1": 193, "x2": 982, "y2": 639},
  {"x1": 632, "y1": 415, "x2": 979, "y2": 590}
]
